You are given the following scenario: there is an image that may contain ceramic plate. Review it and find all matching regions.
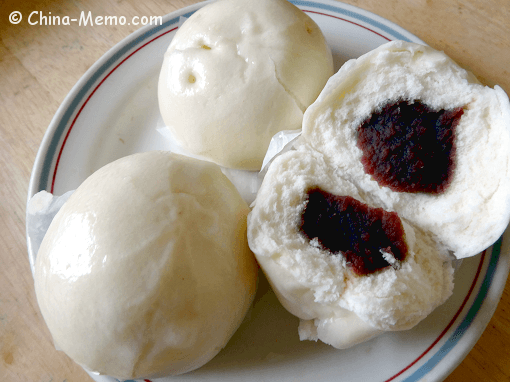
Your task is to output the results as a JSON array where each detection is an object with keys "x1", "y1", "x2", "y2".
[{"x1": 26, "y1": 1, "x2": 510, "y2": 381}]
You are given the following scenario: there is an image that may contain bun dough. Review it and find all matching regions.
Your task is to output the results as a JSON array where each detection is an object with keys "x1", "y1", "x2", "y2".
[
  {"x1": 34, "y1": 151, "x2": 258, "y2": 380},
  {"x1": 302, "y1": 40, "x2": 510, "y2": 259},
  {"x1": 247, "y1": 149, "x2": 454, "y2": 348},
  {"x1": 158, "y1": 0, "x2": 333, "y2": 170}
]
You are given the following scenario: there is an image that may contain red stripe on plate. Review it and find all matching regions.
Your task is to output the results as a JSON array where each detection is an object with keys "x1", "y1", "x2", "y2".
[{"x1": 50, "y1": 26, "x2": 178, "y2": 193}]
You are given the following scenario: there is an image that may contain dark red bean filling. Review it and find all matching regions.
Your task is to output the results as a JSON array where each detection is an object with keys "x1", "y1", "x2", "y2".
[
  {"x1": 357, "y1": 100, "x2": 464, "y2": 194},
  {"x1": 299, "y1": 187, "x2": 408, "y2": 275}
]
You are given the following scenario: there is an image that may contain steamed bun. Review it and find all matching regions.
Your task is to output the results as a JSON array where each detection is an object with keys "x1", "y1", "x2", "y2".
[
  {"x1": 302, "y1": 40, "x2": 510, "y2": 259},
  {"x1": 158, "y1": 0, "x2": 333, "y2": 170},
  {"x1": 34, "y1": 151, "x2": 258, "y2": 380},
  {"x1": 247, "y1": 149, "x2": 454, "y2": 348}
]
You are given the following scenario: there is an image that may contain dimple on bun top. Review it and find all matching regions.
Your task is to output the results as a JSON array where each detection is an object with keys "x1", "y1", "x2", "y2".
[
  {"x1": 158, "y1": 0, "x2": 333, "y2": 171},
  {"x1": 302, "y1": 40, "x2": 510, "y2": 259},
  {"x1": 34, "y1": 151, "x2": 258, "y2": 380}
]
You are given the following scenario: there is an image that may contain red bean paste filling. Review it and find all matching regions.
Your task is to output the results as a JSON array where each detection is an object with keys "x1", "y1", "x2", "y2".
[
  {"x1": 357, "y1": 100, "x2": 464, "y2": 194},
  {"x1": 299, "y1": 187, "x2": 408, "y2": 275}
]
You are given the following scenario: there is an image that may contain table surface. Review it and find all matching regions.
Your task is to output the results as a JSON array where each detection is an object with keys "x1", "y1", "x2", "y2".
[{"x1": 1, "y1": 0, "x2": 509, "y2": 381}]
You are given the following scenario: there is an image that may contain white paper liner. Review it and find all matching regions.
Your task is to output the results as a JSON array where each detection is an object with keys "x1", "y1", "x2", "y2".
[
  {"x1": 259, "y1": 129, "x2": 301, "y2": 175},
  {"x1": 26, "y1": 190, "x2": 74, "y2": 276}
]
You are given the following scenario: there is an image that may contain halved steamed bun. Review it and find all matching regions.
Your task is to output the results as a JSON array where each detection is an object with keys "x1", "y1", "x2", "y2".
[
  {"x1": 34, "y1": 151, "x2": 258, "y2": 380},
  {"x1": 158, "y1": 0, "x2": 333, "y2": 170},
  {"x1": 247, "y1": 149, "x2": 454, "y2": 349},
  {"x1": 302, "y1": 40, "x2": 510, "y2": 259}
]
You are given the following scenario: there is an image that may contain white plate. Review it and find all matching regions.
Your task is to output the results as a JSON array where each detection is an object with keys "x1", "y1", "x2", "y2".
[{"x1": 27, "y1": 1, "x2": 510, "y2": 382}]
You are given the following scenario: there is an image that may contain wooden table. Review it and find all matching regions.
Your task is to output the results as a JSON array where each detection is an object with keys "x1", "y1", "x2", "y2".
[{"x1": 1, "y1": 0, "x2": 509, "y2": 380}]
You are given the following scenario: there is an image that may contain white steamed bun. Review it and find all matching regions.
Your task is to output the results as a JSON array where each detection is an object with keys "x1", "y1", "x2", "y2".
[
  {"x1": 158, "y1": 0, "x2": 333, "y2": 170},
  {"x1": 34, "y1": 151, "x2": 258, "y2": 380},
  {"x1": 247, "y1": 149, "x2": 454, "y2": 349},
  {"x1": 302, "y1": 40, "x2": 510, "y2": 259}
]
